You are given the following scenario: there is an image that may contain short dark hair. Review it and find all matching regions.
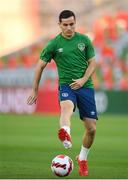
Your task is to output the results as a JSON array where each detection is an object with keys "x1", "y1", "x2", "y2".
[{"x1": 59, "y1": 10, "x2": 76, "y2": 22}]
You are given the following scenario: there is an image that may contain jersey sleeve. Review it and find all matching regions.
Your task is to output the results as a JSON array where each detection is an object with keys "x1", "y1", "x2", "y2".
[
  {"x1": 40, "y1": 39, "x2": 55, "y2": 63},
  {"x1": 86, "y1": 37, "x2": 95, "y2": 61}
]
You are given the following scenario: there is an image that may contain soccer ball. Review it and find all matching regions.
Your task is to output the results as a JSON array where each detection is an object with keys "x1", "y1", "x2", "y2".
[{"x1": 51, "y1": 154, "x2": 74, "y2": 177}]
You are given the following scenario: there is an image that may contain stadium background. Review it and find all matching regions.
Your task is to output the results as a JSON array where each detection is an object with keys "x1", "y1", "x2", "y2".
[{"x1": 0, "y1": 0, "x2": 128, "y2": 179}]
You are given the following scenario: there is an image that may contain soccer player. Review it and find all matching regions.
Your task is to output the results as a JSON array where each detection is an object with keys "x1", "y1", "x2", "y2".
[{"x1": 27, "y1": 10, "x2": 98, "y2": 176}]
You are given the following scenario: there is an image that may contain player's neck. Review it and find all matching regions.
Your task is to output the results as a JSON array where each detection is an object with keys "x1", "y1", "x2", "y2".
[{"x1": 61, "y1": 32, "x2": 75, "y2": 39}]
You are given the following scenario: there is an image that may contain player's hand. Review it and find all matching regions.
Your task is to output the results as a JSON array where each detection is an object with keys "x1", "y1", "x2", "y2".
[
  {"x1": 27, "y1": 90, "x2": 37, "y2": 105},
  {"x1": 69, "y1": 78, "x2": 86, "y2": 90}
]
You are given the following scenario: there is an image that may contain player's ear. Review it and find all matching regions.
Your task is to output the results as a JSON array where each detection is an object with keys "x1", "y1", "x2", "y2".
[{"x1": 58, "y1": 22, "x2": 62, "y2": 28}]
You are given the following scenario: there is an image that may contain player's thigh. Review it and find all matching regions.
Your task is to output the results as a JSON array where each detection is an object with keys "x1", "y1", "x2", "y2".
[
  {"x1": 59, "y1": 84, "x2": 76, "y2": 114},
  {"x1": 76, "y1": 88, "x2": 98, "y2": 120}
]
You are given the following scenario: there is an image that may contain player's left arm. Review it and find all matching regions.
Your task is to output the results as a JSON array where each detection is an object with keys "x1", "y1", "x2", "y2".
[
  {"x1": 82, "y1": 57, "x2": 97, "y2": 83},
  {"x1": 70, "y1": 57, "x2": 97, "y2": 90}
]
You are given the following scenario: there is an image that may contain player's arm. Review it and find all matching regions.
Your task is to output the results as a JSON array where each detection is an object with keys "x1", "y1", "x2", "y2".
[
  {"x1": 82, "y1": 57, "x2": 97, "y2": 83},
  {"x1": 27, "y1": 59, "x2": 47, "y2": 105},
  {"x1": 70, "y1": 57, "x2": 97, "y2": 90}
]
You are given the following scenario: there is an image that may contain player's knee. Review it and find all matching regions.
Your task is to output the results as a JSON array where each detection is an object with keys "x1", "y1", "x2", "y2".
[
  {"x1": 61, "y1": 105, "x2": 73, "y2": 114},
  {"x1": 61, "y1": 102, "x2": 74, "y2": 114},
  {"x1": 87, "y1": 127, "x2": 96, "y2": 137}
]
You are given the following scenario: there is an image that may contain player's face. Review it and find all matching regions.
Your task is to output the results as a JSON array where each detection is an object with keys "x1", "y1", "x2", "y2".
[{"x1": 59, "y1": 16, "x2": 76, "y2": 38}]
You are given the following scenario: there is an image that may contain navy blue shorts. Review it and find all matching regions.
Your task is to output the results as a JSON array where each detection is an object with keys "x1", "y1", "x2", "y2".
[{"x1": 59, "y1": 85, "x2": 98, "y2": 120}]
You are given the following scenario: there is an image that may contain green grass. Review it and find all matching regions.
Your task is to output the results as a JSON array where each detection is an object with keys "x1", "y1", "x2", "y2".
[{"x1": 0, "y1": 114, "x2": 128, "y2": 179}]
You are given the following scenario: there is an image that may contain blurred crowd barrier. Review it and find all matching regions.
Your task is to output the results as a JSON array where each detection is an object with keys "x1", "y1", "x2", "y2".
[{"x1": 0, "y1": 11, "x2": 128, "y2": 114}]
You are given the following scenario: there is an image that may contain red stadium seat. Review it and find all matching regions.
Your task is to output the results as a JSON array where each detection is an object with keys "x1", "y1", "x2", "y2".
[{"x1": 7, "y1": 57, "x2": 18, "y2": 69}]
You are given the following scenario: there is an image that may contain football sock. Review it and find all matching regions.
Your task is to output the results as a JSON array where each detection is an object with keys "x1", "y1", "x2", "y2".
[
  {"x1": 61, "y1": 125, "x2": 70, "y2": 135},
  {"x1": 79, "y1": 145, "x2": 90, "y2": 161}
]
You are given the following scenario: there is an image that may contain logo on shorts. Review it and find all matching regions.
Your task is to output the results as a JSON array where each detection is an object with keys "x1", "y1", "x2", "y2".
[
  {"x1": 78, "y1": 43, "x2": 85, "y2": 51},
  {"x1": 62, "y1": 93, "x2": 68, "y2": 97},
  {"x1": 91, "y1": 111, "x2": 95, "y2": 115}
]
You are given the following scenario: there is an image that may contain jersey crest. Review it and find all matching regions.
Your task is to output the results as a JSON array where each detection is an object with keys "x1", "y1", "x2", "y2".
[{"x1": 78, "y1": 43, "x2": 85, "y2": 51}]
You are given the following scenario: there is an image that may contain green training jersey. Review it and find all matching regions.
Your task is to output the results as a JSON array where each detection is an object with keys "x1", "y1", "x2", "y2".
[{"x1": 40, "y1": 32, "x2": 95, "y2": 88}]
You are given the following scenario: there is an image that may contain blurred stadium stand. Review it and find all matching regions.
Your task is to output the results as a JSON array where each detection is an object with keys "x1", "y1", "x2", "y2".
[
  {"x1": 0, "y1": 0, "x2": 128, "y2": 114},
  {"x1": 0, "y1": 2, "x2": 128, "y2": 90}
]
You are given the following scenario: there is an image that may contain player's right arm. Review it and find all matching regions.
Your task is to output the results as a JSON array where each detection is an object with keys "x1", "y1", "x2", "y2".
[
  {"x1": 27, "y1": 38, "x2": 56, "y2": 105},
  {"x1": 27, "y1": 59, "x2": 47, "y2": 105}
]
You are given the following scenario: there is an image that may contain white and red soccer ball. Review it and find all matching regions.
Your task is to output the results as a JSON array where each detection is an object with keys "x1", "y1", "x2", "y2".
[{"x1": 51, "y1": 154, "x2": 74, "y2": 177}]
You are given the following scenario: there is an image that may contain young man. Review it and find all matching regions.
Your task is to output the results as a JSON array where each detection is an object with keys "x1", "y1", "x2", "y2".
[{"x1": 27, "y1": 10, "x2": 98, "y2": 176}]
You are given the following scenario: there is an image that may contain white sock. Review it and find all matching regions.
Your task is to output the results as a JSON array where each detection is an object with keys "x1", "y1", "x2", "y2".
[
  {"x1": 79, "y1": 145, "x2": 90, "y2": 161},
  {"x1": 61, "y1": 125, "x2": 70, "y2": 135}
]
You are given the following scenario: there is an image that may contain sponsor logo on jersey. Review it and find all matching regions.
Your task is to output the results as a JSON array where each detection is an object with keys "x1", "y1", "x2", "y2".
[
  {"x1": 57, "y1": 48, "x2": 63, "y2": 53},
  {"x1": 78, "y1": 43, "x2": 85, "y2": 51}
]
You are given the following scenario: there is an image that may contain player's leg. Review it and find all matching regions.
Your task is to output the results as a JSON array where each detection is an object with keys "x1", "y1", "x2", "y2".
[
  {"x1": 76, "y1": 87, "x2": 98, "y2": 176},
  {"x1": 82, "y1": 118, "x2": 96, "y2": 148},
  {"x1": 58, "y1": 100, "x2": 74, "y2": 149},
  {"x1": 58, "y1": 85, "x2": 76, "y2": 149},
  {"x1": 60, "y1": 100, "x2": 74, "y2": 127},
  {"x1": 77, "y1": 119, "x2": 96, "y2": 176},
  {"x1": 79, "y1": 118, "x2": 96, "y2": 160}
]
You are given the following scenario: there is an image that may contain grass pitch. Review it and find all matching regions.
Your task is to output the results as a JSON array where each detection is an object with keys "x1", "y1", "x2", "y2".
[{"x1": 0, "y1": 113, "x2": 128, "y2": 179}]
